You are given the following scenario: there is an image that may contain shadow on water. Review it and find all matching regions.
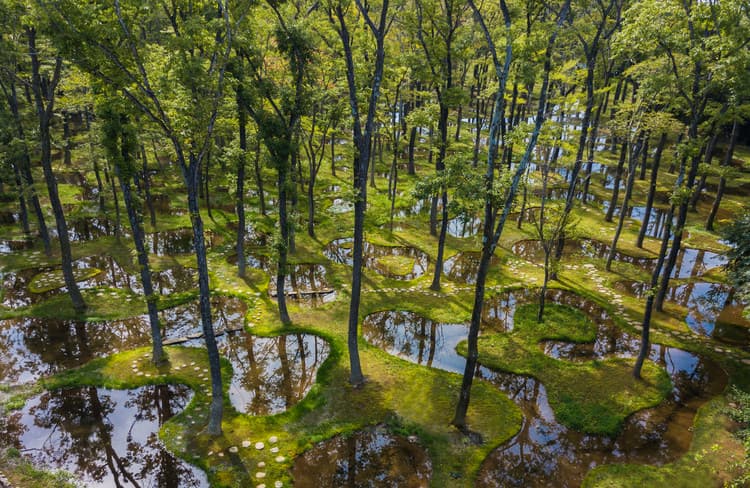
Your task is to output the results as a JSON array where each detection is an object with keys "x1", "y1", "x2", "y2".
[
  {"x1": 360, "y1": 289, "x2": 727, "y2": 487},
  {"x1": 0, "y1": 385, "x2": 208, "y2": 487},
  {"x1": 325, "y1": 238, "x2": 429, "y2": 280},
  {"x1": 291, "y1": 424, "x2": 432, "y2": 488}
]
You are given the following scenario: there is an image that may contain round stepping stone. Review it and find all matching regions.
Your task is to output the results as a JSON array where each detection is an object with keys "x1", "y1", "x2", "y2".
[
  {"x1": 229, "y1": 446, "x2": 238, "y2": 453},
  {"x1": 275, "y1": 456, "x2": 285, "y2": 463},
  {"x1": 270, "y1": 447, "x2": 279, "y2": 454},
  {"x1": 275, "y1": 482, "x2": 283, "y2": 488},
  {"x1": 256, "y1": 472, "x2": 266, "y2": 479},
  {"x1": 269, "y1": 435, "x2": 278, "y2": 444},
  {"x1": 257, "y1": 462, "x2": 266, "y2": 468},
  {"x1": 242, "y1": 440, "x2": 252, "y2": 448},
  {"x1": 255, "y1": 442, "x2": 265, "y2": 450}
]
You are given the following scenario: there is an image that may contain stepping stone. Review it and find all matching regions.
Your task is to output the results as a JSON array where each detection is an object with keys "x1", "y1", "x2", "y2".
[
  {"x1": 257, "y1": 462, "x2": 266, "y2": 468},
  {"x1": 242, "y1": 440, "x2": 252, "y2": 448},
  {"x1": 275, "y1": 456, "x2": 285, "y2": 463},
  {"x1": 270, "y1": 447, "x2": 279, "y2": 454},
  {"x1": 256, "y1": 472, "x2": 266, "y2": 479},
  {"x1": 269, "y1": 435, "x2": 278, "y2": 444},
  {"x1": 255, "y1": 442, "x2": 265, "y2": 450},
  {"x1": 275, "y1": 482, "x2": 283, "y2": 488},
  {"x1": 229, "y1": 446, "x2": 238, "y2": 453}
]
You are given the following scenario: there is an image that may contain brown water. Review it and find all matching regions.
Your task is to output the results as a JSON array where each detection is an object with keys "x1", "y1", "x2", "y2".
[
  {"x1": 361, "y1": 290, "x2": 728, "y2": 487},
  {"x1": 291, "y1": 424, "x2": 432, "y2": 487},
  {"x1": 0, "y1": 385, "x2": 208, "y2": 487},
  {"x1": 325, "y1": 238, "x2": 429, "y2": 280}
]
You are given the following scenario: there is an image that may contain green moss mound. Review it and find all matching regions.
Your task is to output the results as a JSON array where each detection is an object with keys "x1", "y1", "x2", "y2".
[{"x1": 459, "y1": 302, "x2": 672, "y2": 435}]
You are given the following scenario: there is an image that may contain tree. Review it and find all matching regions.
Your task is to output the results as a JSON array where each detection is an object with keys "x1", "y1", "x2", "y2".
[
  {"x1": 43, "y1": 0, "x2": 237, "y2": 435},
  {"x1": 326, "y1": 0, "x2": 394, "y2": 386},
  {"x1": 452, "y1": 0, "x2": 571, "y2": 431},
  {"x1": 98, "y1": 96, "x2": 164, "y2": 365}
]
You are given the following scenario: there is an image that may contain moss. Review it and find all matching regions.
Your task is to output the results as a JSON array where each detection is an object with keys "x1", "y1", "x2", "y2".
[
  {"x1": 582, "y1": 397, "x2": 745, "y2": 488},
  {"x1": 374, "y1": 253, "x2": 417, "y2": 276},
  {"x1": 459, "y1": 303, "x2": 672, "y2": 435},
  {"x1": 0, "y1": 449, "x2": 77, "y2": 488},
  {"x1": 28, "y1": 267, "x2": 102, "y2": 293}
]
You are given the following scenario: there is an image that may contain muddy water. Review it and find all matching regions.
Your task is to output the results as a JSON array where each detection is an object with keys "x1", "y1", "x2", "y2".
[
  {"x1": 0, "y1": 385, "x2": 208, "y2": 487},
  {"x1": 616, "y1": 280, "x2": 750, "y2": 347},
  {"x1": 291, "y1": 425, "x2": 432, "y2": 488},
  {"x1": 361, "y1": 290, "x2": 727, "y2": 487},
  {"x1": 325, "y1": 238, "x2": 429, "y2": 280}
]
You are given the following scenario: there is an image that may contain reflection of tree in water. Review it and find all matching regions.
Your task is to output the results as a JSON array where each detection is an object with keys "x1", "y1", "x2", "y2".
[
  {"x1": 221, "y1": 332, "x2": 329, "y2": 415},
  {"x1": 362, "y1": 311, "x2": 444, "y2": 367},
  {"x1": 0, "y1": 316, "x2": 150, "y2": 385},
  {"x1": 291, "y1": 426, "x2": 432, "y2": 488},
  {"x1": 0, "y1": 386, "x2": 204, "y2": 487}
]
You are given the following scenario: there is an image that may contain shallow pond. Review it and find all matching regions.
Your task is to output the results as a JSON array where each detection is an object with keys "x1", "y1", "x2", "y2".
[
  {"x1": 512, "y1": 239, "x2": 725, "y2": 279},
  {"x1": 325, "y1": 238, "x2": 429, "y2": 280},
  {"x1": 291, "y1": 424, "x2": 432, "y2": 488},
  {"x1": 162, "y1": 298, "x2": 331, "y2": 415},
  {"x1": 442, "y1": 252, "x2": 501, "y2": 284},
  {"x1": 145, "y1": 229, "x2": 219, "y2": 256},
  {"x1": 361, "y1": 289, "x2": 727, "y2": 487},
  {"x1": 0, "y1": 385, "x2": 208, "y2": 487},
  {"x1": 616, "y1": 280, "x2": 750, "y2": 348}
]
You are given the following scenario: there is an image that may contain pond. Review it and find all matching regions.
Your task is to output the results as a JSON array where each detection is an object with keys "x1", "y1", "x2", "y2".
[
  {"x1": 325, "y1": 238, "x2": 429, "y2": 280},
  {"x1": 291, "y1": 424, "x2": 432, "y2": 488},
  {"x1": 361, "y1": 289, "x2": 727, "y2": 487},
  {"x1": 442, "y1": 252, "x2": 501, "y2": 284},
  {"x1": 0, "y1": 385, "x2": 208, "y2": 487},
  {"x1": 616, "y1": 280, "x2": 750, "y2": 348}
]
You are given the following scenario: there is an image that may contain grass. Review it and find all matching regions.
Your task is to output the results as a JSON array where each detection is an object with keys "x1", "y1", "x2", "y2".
[
  {"x1": 458, "y1": 303, "x2": 673, "y2": 435},
  {"x1": 1, "y1": 139, "x2": 748, "y2": 486}
]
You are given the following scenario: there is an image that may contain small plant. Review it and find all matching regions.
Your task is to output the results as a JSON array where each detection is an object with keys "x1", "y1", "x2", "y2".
[{"x1": 726, "y1": 386, "x2": 750, "y2": 486}]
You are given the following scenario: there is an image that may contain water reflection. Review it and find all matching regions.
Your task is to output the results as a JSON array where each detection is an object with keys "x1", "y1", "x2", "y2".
[
  {"x1": 616, "y1": 281, "x2": 750, "y2": 347},
  {"x1": 360, "y1": 290, "x2": 727, "y2": 487},
  {"x1": 145, "y1": 229, "x2": 218, "y2": 256},
  {"x1": 325, "y1": 238, "x2": 429, "y2": 280},
  {"x1": 0, "y1": 385, "x2": 208, "y2": 487},
  {"x1": 442, "y1": 252, "x2": 500, "y2": 284},
  {"x1": 0, "y1": 316, "x2": 150, "y2": 385},
  {"x1": 291, "y1": 425, "x2": 432, "y2": 488}
]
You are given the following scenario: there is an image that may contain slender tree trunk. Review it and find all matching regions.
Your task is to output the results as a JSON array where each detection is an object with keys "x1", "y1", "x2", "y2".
[
  {"x1": 634, "y1": 204, "x2": 674, "y2": 378},
  {"x1": 140, "y1": 145, "x2": 157, "y2": 228},
  {"x1": 28, "y1": 30, "x2": 86, "y2": 313},
  {"x1": 184, "y1": 152, "x2": 222, "y2": 435},
  {"x1": 689, "y1": 131, "x2": 718, "y2": 211},
  {"x1": 11, "y1": 161, "x2": 30, "y2": 234},
  {"x1": 605, "y1": 141, "x2": 628, "y2": 222},
  {"x1": 254, "y1": 138, "x2": 266, "y2": 216},
  {"x1": 236, "y1": 96, "x2": 247, "y2": 278},
  {"x1": 706, "y1": 121, "x2": 737, "y2": 231},
  {"x1": 607, "y1": 138, "x2": 641, "y2": 271},
  {"x1": 431, "y1": 103, "x2": 450, "y2": 291},
  {"x1": 115, "y1": 164, "x2": 164, "y2": 365},
  {"x1": 639, "y1": 132, "x2": 649, "y2": 180},
  {"x1": 63, "y1": 111, "x2": 72, "y2": 165},
  {"x1": 637, "y1": 132, "x2": 666, "y2": 247},
  {"x1": 6, "y1": 79, "x2": 50, "y2": 252},
  {"x1": 276, "y1": 153, "x2": 291, "y2": 324}
]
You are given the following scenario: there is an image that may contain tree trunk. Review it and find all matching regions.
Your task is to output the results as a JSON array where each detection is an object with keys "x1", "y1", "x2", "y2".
[
  {"x1": 184, "y1": 152, "x2": 223, "y2": 435},
  {"x1": 63, "y1": 111, "x2": 72, "y2": 165},
  {"x1": 115, "y1": 164, "x2": 164, "y2": 365},
  {"x1": 607, "y1": 138, "x2": 641, "y2": 271},
  {"x1": 11, "y1": 160, "x2": 30, "y2": 234},
  {"x1": 254, "y1": 138, "x2": 266, "y2": 216},
  {"x1": 27, "y1": 29, "x2": 86, "y2": 313},
  {"x1": 637, "y1": 132, "x2": 666, "y2": 248},
  {"x1": 706, "y1": 121, "x2": 737, "y2": 231},
  {"x1": 605, "y1": 141, "x2": 628, "y2": 222},
  {"x1": 236, "y1": 96, "x2": 247, "y2": 278},
  {"x1": 431, "y1": 103, "x2": 450, "y2": 291}
]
